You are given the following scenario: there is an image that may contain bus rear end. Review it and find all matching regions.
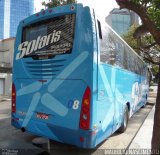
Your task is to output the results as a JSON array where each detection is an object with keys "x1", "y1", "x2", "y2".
[{"x1": 12, "y1": 4, "x2": 95, "y2": 148}]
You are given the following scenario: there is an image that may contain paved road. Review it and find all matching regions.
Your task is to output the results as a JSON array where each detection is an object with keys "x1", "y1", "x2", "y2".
[{"x1": 0, "y1": 98, "x2": 155, "y2": 155}]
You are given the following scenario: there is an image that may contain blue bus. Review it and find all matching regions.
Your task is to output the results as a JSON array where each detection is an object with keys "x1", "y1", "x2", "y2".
[{"x1": 12, "y1": 4, "x2": 149, "y2": 148}]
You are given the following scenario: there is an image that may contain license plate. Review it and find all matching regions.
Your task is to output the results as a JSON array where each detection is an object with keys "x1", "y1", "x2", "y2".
[{"x1": 37, "y1": 113, "x2": 49, "y2": 120}]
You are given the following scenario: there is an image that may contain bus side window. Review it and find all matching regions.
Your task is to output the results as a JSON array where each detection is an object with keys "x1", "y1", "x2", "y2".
[
  {"x1": 97, "y1": 20, "x2": 102, "y2": 39},
  {"x1": 123, "y1": 45, "x2": 128, "y2": 70}
]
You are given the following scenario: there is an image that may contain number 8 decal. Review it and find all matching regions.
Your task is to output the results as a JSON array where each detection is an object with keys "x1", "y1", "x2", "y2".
[{"x1": 73, "y1": 100, "x2": 79, "y2": 110}]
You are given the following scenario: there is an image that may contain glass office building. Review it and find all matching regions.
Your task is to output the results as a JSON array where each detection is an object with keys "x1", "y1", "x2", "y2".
[
  {"x1": 0, "y1": 0, "x2": 34, "y2": 39},
  {"x1": 106, "y1": 8, "x2": 139, "y2": 36},
  {"x1": 112, "y1": 13, "x2": 131, "y2": 35},
  {"x1": 0, "y1": 0, "x2": 5, "y2": 39}
]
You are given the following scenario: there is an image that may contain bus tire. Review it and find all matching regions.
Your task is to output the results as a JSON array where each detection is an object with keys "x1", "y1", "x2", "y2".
[{"x1": 118, "y1": 105, "x2": 129, "y2": 133}]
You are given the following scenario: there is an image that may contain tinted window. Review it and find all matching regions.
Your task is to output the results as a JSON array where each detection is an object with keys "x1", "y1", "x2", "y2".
[
  {"x1": 22, "y1": 14, "x2": 76, "y2": 60},
  {"x1": 100, "y1": 25, "x2": 116, "y2": 65},
  {"x1": 99, "y1": 20, "x2": 145, "y2": 75}
]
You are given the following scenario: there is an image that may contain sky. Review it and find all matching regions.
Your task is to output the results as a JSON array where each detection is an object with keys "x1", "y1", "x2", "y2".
[{"x1": 35, "y1": 0, "x2": 119, "y2": 17}]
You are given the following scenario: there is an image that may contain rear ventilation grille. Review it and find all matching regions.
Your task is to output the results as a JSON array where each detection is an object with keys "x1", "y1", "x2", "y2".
[{"x1": 25, "y1": 59, "x2": 66, "y2": 77}]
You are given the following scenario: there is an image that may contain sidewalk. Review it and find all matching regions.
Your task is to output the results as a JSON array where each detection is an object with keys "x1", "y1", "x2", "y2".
[
  {"x1": 0, "y1": 95, "x2": 11, "y2": 102},
  {"x1": 128, "y1": 105, "x2": 155, "y2": 150}
]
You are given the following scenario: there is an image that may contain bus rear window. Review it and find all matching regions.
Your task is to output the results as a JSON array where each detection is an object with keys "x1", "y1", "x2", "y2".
[{"x1": 22, "y1": 14, "x2": 76, "y2": 60}]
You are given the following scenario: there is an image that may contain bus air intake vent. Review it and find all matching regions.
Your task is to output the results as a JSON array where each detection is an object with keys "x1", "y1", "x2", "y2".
[{"x1": 25, "y1": 59, "x2": 66, "y2": 77}]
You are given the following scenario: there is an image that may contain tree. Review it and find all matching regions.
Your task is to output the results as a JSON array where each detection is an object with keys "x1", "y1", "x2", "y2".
[
  {"x1": 116, "y1": 0, "x2": 160, "y2": 153},
  {"x1": 122, "y1": 24, "x2": 158, "y2": 82},
  {"x1": 42, "y1": 0, "x2": 77, "y2": 8},
  {"x1": 122, "y1": 24, "x2": 139, "y2": 54}
]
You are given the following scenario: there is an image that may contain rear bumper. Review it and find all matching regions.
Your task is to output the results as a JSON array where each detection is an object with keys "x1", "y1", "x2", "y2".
[{"x1": 12, "y1": 119, "x2": 97, "y2": 149}]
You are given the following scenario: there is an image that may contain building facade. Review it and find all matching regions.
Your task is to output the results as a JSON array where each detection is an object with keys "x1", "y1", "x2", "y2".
[
  {"x1": 0, "y1": 0, "x2": 34, "y2": 39},
  {"x1": 0, "y1": 38, "x2": 15, "y2": 95},
  {"x1": 106, "y1": 8, "x2": 139, "y2": 36}
]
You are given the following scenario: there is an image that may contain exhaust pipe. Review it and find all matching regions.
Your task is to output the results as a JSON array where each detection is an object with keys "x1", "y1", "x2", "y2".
[{"x1": 21, "y1": 127, "x2": 26, "y2": 132}]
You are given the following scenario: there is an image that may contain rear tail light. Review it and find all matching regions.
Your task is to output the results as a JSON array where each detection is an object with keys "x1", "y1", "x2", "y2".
[
  {"x1": 79, "y1": 87, "x2": 91, "y2": 130},
  {"x1": 12, "y1": 83, "x2": 16, "y2": 113}
]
